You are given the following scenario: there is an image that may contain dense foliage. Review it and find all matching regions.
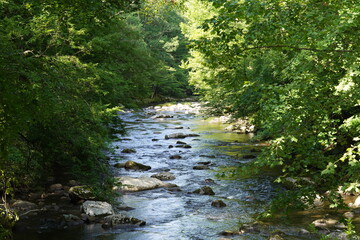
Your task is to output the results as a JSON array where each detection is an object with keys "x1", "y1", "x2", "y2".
[
  {"x1": 0, "y1": 1, "x2": 190, "y2": 233},
  {"x1": 182, "y1": 0, "x2": 359, "y2": 212}
]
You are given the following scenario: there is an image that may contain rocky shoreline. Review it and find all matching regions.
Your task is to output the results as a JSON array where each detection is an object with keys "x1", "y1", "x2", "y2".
[{"x1": 8, "y1": 102, "x2": 360, "y2": 239}]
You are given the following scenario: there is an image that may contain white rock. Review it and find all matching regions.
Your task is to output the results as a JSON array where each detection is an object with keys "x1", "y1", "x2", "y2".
[
  {"x1": 81, "y1": 201, "x2": 113, "y2": 217},
  {"x1": 353, "y1": 196, "x2": 360, "y2": 207},
  {"x1": 116, "y1": 176, "x2": 171, "y2": 191}
]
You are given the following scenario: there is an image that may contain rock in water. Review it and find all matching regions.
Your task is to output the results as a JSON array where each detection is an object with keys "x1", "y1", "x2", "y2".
[
  {"x1": 193, "y1": 186, "x2": 215, "y2": 195},
  {"x1": 151, "y1": 172, "x2": 176, "y2": 181},
  {"x1": 211, "y1": 200, "x2": 226, "y2": 208},
  {"x1": 81, "y1": 201, "x2": 114, "y2": 217},
  {"x1": 193, "y1": 165, "x2": 210, "y2": 170},
  {"x1": 121, "y1": 148, "x2": 136, "y2": 153},
  {"x1": 169, "y1": 154, "x2": 182, "y2": 159},
  {"x1": 116, "y1": 176, "x2": 175, "y2": 191},
  {"x1": 68, "y1": 186, "x2": 95, "y2": 202},
  {"x1": 124, "y1": 160, "x2": 151, "y2": 171},
  {"x1": 102, "y1": 214, "x2": 146, "y2": 228},
  {"x1": 165, "y1": 133, "x2": 200, "y2": 139}
]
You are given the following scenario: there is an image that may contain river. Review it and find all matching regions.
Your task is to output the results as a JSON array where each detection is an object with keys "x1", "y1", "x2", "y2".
[{"x1": 13, "y1": 102, "x2": 358, "y2": 240}]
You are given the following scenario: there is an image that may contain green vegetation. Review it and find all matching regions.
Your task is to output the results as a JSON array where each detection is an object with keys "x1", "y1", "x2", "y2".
[
  {"x1": 0, "y1": 0, "x2": 190, "y2": 234},
  {"x1": 181, "y1": 0, "x2": 359, "y2": 212},
  {"x1": 1, "y1": 0, "x2": 359, "y2": 236}
]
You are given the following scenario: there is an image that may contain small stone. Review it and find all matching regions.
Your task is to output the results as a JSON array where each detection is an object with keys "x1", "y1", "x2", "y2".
[
  {"x1": 343, "y1": 211, "x2": 354, "y2": 219},
  {"x1": 197, "y1": 161, "x2": 211, "y2": 165},
  {"x1": 152, "y1": 139, "x2": 159, "y2": 141},
  {"x1": 102, "y1": 214, "x2": 146, "y2": 229},
  {"x1": 193, "y1": 165, "x2": 210, "y2": 170},
  {"x1": 121, "y1": 148, "x2": 136, "y2": 153},
  {"x1": 81, "y1": 201, "x2": 114, "y2": 217},
  {"x1": 124, "y1": 160, "x2": 151, "y2": 171},
  {"x1": 68, "y1": 180, "x2": 78, "y2": 186},
  {"x1": 49, "y1": 183, "x2": 63, "y2": 192},
  {"x1": 200, "y1": 155, "x2": 216, "y2": 158},
  {"x1": 193, "y1": 186, "x2": 215, "y2": 195},
  {"x1": 176, "y1": 141, "x2": 187, "y2": 144},
  {"x1": 175, "y1": 144, "x2": 192, "y2": 148},
  {"x1": 151, "y1": 172, "x2": 176, "y2": 181},
  {"x1": 205, "y1": 179, "x2": 215, "y2": 184},
  {"x1": 212, "y1": 200, "x2": 227, "y2": 208},
  {"x1": 220, "y1": 230, "x2": 238, "y2": 236},
  {"x1": 169, "y1": 154, "x2": 182, "y2": 159},
  {"x1": 168, "y1": 145, "x2": 174, "y2": 148}
]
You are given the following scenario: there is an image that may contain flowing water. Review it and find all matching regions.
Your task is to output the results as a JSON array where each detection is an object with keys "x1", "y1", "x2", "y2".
[{"x1": 14, "y1": 102, "x2": 358, "y2": 240}]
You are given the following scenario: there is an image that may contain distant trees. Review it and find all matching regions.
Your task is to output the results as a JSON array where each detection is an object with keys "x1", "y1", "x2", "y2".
[{"x1": 181, "y1": 0, "x2": 360, "y2": 212}]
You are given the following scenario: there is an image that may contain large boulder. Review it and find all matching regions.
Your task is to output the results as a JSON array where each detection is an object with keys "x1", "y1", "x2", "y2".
[
  {"x1": 81, "y1": 201, "x2": 114, "y2": 217},
  {"x1": 69, "y1": 185, "x2": 95, "y2": 202},
  {"x1": 116, "y1": 176, "x2": 175, "y2": 192},
  {"x1": 102, "y1": 214, "x2": 146, "y2": 229},
  {"x1": 151, "y1": 172, "x2": 176, "y2": 181},
  {"x1": 124, "y1": 161, "x2": 151, "y2": 171}
]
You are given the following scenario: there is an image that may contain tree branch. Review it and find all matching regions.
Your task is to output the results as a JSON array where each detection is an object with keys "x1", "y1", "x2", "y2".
[{"x1": 242, "y1": 45, "x2": 355, "y2": 53}]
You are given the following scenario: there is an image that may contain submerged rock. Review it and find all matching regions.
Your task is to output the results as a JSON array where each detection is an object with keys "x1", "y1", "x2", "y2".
[
  {"x1": 193, "y1": 165, "x2": 210, "y2": 170},
  {"x1": 68, "y1": 186, "x2": 95, "y2": 202},
  {"x1": 81, "y1": 201, "x2": 114, "y2": 217},
  {"x1": 121, "y1": 148, "x2": 136, "y2": 153},
  {"x1": 193, "y1": 186, "x2": 215, "y2": 195},
  {"x1": 175, "y1": 144, "x2": 192, "y2": 148},
  {"x1": 116, "y1": 176, "x2": 175, "y2": 191},
  {"x1": 169, "y1": 154, "x2": 182, "y2": 159},
  {"x1": 124, "y1": 160, "x2": 151, "y2": 171},
  {"x1": 151, "y1": 172, "x2": 176, "y2": 181},
  {"x1": 211, "y1": 200, "x2": 226, "y2": 208},
  {"x1": 102, "y1": 214, "x2": 146, "y2": 229}
]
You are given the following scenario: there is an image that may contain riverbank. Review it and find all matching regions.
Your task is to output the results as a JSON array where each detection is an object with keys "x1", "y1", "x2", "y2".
[{"x1": 9, "y1": 102, "x2": 360, "y2": 239}]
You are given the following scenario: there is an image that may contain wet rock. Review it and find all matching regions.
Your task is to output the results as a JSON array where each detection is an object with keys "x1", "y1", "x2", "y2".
[
  {"x1": 352, "y1": 196, "x2": 360, "y2": 207},
  {"x1": 224, "y1": 118, "x2": 255, "y2": 133},
  {"x1": 165, "y1": 133, "x2": 200, "y2": 139},
  {"x1": 176, "y1": 140, "x2": 187, "y2": 144},
  {"x1": 175, "y1": 144, "x2": 192, "y2": 148},
  {"x1": 114, "y1": 163, "x2": 125, "y2": 168},
  {"x1": 68, "y1": 180, "x2": 79, "y2": 187},
  {"x1": 11, "y1": 200, "x2": 38, "y2": 212},
  {"x1": 193, "y1": 186, "x2": 215, "y2": 195},
  {"x1": 199, "y1": 155, "x2": 216, "y2": 158},
  {"x1": 168, "y1": 145, "x2": 174, "y2": 148},
  {"x1": 205, "y1": 179, "x2": 215, "y2": 184},
  {"x1": 220, "y1": 230, "x2": 239, "y2": 236},
  {"x1": 121, "y1": 138, "x2": 132, "y2": 141},
  {"x1": 68, "y1": 186, "x2": 95, "y2": 202},
  {"x1": 151, "y1": 139, "x2": 159, "y2": 141},
  {"x1": 343, "y1": 211, "x2": 355, "y2": 219},
  {"x1": 116, "y1": 176, "x2": 173, "y2": 191},
  {"x1": 121, "y1": 148, "x2": 136, "y2": 153},
  {"x1": 124, "y1": 160, "x2": 151, "y2": 171},
  {"x1": 169, "y1": 154, "x2": 182, "y2": 159},
  {"x1": 81, "y1": 201, "x2": 114, "y2": 217},
  {"x1": 193, "y1": 165, "x2": 210, "y2": 170},
  {"x1": 239, "y1": 223, "x2": 261, "y2": 234},
  {"x1": 151, "y1": 172, "x2": 176, "y2": 181},
  {"x1": 211, "y1": 200, "x2": 226, "y2": 208},
  {"x1": 197, "y1": 161, "x2": 211, "y2": 165},
  {"x1": 28, "y1": 193, "x2": 42, "y2": 202},
  {"x1": 242, "y1": 154, "x2": 256, "y2": 159},
  {"x1": 312, "y1": 218, "x2": 346, "y2": 230},
  {"x1": 49, "y1": 184, "x2": 63, "y2": 193},
  {"x1": 325, "y1": 232, "x2": 348, "y2": 240},
  {"x1": 102, "y1": 214, "x2": 146, "y2": 229},
  {"x1": 154, "y1": 114, "x2": 173, "y2": 119}
]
